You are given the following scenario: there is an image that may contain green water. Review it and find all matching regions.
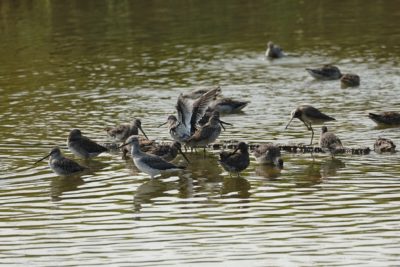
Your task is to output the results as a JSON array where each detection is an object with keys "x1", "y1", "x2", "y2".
[{"x1": 1, "y1": 1, "x2": 400, "y2": 266}]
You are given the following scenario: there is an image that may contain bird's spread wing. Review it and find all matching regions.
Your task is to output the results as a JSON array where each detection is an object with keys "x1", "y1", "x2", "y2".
[
  {"x1": 190, "y1": 86, "x2": 221, "y2": 133},
  {"x1": 176, "y1": 94, "x2": 193, "y2": 134}
]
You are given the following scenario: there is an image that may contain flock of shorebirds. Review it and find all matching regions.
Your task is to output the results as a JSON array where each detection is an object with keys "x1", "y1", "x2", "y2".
[{"x1": 35, "y1": 41, "x2": 398, "y2": 179}]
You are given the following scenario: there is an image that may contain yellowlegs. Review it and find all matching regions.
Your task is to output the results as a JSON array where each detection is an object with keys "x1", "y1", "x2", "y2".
[
  {"x1": 374, "y1": 137, "x2": 396, "y2": 153},
  {"x1": 34, "y1": 147, "x2": 86, "y2": 176},
  {"x1": 185, "y1": 111, "x2": 224, "y2": 152},
  {"x1": 253, "y1": 143, "x2": 283, "y2": 168},
  {"x1": 147, "y1": 141, "x2": 190, "y2": 162},
  {"x1": 160, "y1": 86, "x2": 221, "y2": 142},
  {"x1": 67, "y1": 129, "x2": 108, "y2": 159},
  {"x1": 219, "y1": 142, "x2": 250, "y2": 177},
  {"x1": 368, "y1": 112, "x2": 400, "y2": 126},
  {"x1": 119, "y1": 136, "x2": 185, "y2": 178},
  {"x1": 319, "y1": 126, "x2": 343, "y2": 156},
  {"x1": 265, "y1": 41, "x2": 284, "y2": 59},
  {"x1": 285, "y1": 105, "x2": 336, "y2": 145},
  {"x1": 105, "y1": 118, "x2": 149, "y2": 142},
  {"x1": 306, "y1": 64, "x2": 342, "y2": 80},
  {"x1": 340, "y1": 74, "x2": 360, "y2": 88},
  {"x1": 209, "y1": 98, "x2": 250, "y2": 113}
]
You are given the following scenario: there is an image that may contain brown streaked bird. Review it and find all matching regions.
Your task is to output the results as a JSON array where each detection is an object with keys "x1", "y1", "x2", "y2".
[
  {"x1": 185, "y1": 111, "x2": 224, "y2": 154},
  {"x1": 34, "y1": 147, "x2": 86, "y2": 176},
  {"x1": 219, "y1": 142, "x2": 250, "y2": 177},
  {"x1": 209, "y1": 98, "x2": 250, "y2": 113},
  {"x1": 67, "y1": 129, "x2": 108, "y2": 159},
  {"x1": 147, "y1": 141, "x2": 190, "y2": 163},
  {"x1": 340, "y1": 74, "x2": 360, "y2": 88},
  {"x1": 285, "y1": 105, "x2": 336, "y2": 145},
  {"x1": 319, "y1": 126, "x2": 343, "y2": 156},
  {"x1": 306, "y1": 64, "x2": 342, "y2": 80},
  {"x1": 368, "y1": 112, "x2": 400, "y2": 126},
  {"x1": 374, "y1": 137, "x2": 396, "y2": 153},
  {"x1": 265, "y1": 41, "x2": 284, "y2": 59},
  {"x1": 253, "y1": 143, "x2": 283, "y2": 168},
  {"x1": 105, "y1": 118, "x2": 149, "y2": 143},
  {"x1": 119, "y1": 136, "x2": 186, "y2": 179}
]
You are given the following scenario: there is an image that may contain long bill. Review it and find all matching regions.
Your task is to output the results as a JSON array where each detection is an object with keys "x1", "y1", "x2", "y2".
[
  {"x1": 138, "y1": 126, "x2": 149, "y2": 140},
  {"x1": 218, "y1": 119, "x2": 233, "y2": 131},
  {"x1": 158, "y1": 121, "x2": 168, "y2": 127},
  {"x1": 117, "y1": 142, "x2": 129, "y2": 149},
  {"x1": 177, "y1": 147, "x2": 190, "y2": 163},
  {"x1": 34, "y1": 153, "x2": 51, "y2": 165},
  {"x1": 285, "y1": 116, "x2": 295, "y2": 129}
]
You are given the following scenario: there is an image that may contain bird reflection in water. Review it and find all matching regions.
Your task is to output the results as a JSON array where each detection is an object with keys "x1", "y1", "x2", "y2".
[
  {"x1": 220, "y1": 176, "x2": 251, "y2": 198},
  {"x1": 255, "y1": 165, "x2": 283, "y2": 179},
  {"x1": 320, "y1": 157, "x2": 345, "y2": 178},
  {"x1": 133, "y1": 179, "x2": 170, "y2": 213},
  {"x1": 50, "y1": 175, "x2": 85, "y2": 201}
]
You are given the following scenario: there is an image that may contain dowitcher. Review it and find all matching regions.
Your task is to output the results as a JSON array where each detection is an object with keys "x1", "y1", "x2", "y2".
[
  {"x1": 285, "y1": 105, "x2": 336, "y2": 145},
  {"x1": 209, "y1": 98, "x2": 250, "y2": 113},
  {"x1": 35, "y1": 147, "x2": 86, "y2": 176},
  {"x1": 160, "y1": 86, "x2": 221, "y2": 142},
  {"x1": 119, "y1": 136, "x2": 185, "y2": 178},
  {"x1": 265, "y1": 41, "x2": 284, "y2": 59},
  {"x1": 67, "y1": 129, "x2": 108, "y2": 159},
  {"x1": 219, "y1": 142, "x2": 250, "y2": 177},
  {"x1": 253, "y1": 143, "x2": 283, "y2": 168},
  {"x1": 185, "y1": 111, "x2": 224, "y2": 153},
  {"x1": 340, "y1": 74, "x2": 360, "y2": 88},
  {"x1": 319, "y1": 126, "x2": 343, "y2": 156},
  {"x1": 374, "y1": 137, "x2": 396, "y2": 153},
  {"x1": 368, "y1": 112, "x2": 400, "y2": 126},
  {"x1": 147, "y1": 141, "x2": 190, "y2": 162},
  {"x1": 306, "y1": 64, "x2": 342, "y2": 80},
  {"x1": 105, "y1": 118, "x2": 149, "y2": 143},
  {"x1": 182, "y1": 86, "x2": 222, "y2": 100}
]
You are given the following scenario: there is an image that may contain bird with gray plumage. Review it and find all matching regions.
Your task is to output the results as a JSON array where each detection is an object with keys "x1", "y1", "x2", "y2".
[
  {"x1": 374, "y1": 137, "x2": 396, "y2": 153},
  {"x1": 119, "y1": 136, "x2": 186, "y2": 178},
  {"x1": 34, "y1": 147, "x2": 86, "y2": 176},
  {"x1": 160, "y1": 86, "x2": 221, "y2": 142},
  {"x1": 285, "y1": 105, "x2": 336, "y2": 145},
  {"x1": 182, "y1": 87, "x2": 221, "y2": 100},
  {"x1": 306, "y1": 64, "x2": 342, "y2": 80},
  {"x1": 67, "y1": 129, "x2": 108, "y2": 159},
  {"x1": 219, "y1": 142, "x2": 250, "y2": 177},
  {"x1": 105, "y1": 118, "x2": 149, "y2": 143},
  {"x1": 368, "y1": 112, "x2": 400, "y2": 126},
  {"x1": 265, "y1": 41, "x2": 284, "y2": 59},
  {"x1": 209, "y1": 98, "x2": 250, "y2": 113},
  {"x1": 340, "y1": 74, "x2": 360, "y2": 88},
  {"x1": 185, "y1": 111, "x2": 224, "y2": 152},
  {"x1": 319, "y1": 126, "x2": 343, "y2": 156},
  {"x1": 147, "y1": 141, "x2": 190, "y2": 162},
  {"x1": 253, "y1": 143, "x2": 283, "y2": 168}
]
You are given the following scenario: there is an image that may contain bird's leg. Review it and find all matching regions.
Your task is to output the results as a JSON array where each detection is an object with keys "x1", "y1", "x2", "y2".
[
  {"x1": 309, "y1": 125, "x2": 314, "y2": 145},
  {"x1": 203, "y1": 147, "x2": 206, "y2": 158}
]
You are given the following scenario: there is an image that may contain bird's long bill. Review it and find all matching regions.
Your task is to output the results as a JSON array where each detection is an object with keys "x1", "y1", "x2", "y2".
[
  {"x1": 285, "y1": 116, "x2": 295, "y2": 129},
  {"x1": 34, "y1": 153, "x2": 51, "y2": 165},
  {"x1": 158, "y1": 121, "x2": 168, "y2": 127},
  {"x1": 117, "y1": 142, "x2": 129, "y2": 149},
  {"x1": 177, "y1": 147, "x2": 190, "y2": 163},
  {"x1": 139, "y1": 126, "x2": 149, "y2": 140},
  {"x1": 218, "y1": 119, "x2": 233, "y2": 131}
]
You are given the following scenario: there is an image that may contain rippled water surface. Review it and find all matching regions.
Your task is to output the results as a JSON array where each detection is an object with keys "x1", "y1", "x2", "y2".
[{"x1": 2, "y1": 1, "x2": 400, "y2": 266}]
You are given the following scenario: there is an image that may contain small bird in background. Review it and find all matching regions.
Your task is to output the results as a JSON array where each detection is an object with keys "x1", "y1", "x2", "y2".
[
  {"x1": 374, "y1": 137, "x2": 396, "y2": 153},
  {"x1": 34, "y1": 147, "x2": 86, "y2": 176},
  {"x1": 265, "y1": 41, "x2": 284, "y2": 59},
  {"x1": 105, "y1": 118, "x2": 149, "y2": 143},
  {"x1": 147, "y1": 141, "x2": 190, "y2": 162},
  {"x1": 368, "y1": 111, "x2": 400, "y2": 126},
  {"x1": 67, "y1": 129, "x2": 108, "y2": 159},
  {"x1": 306, "y1": 64, "x2": 342, "y2": 80},
  {"x1": 253, "y1": 143, "x2": 283, "y2": 168},
  {"x1": 319, "y1": 126, "x2": 343, "y2": 157},
  {"x1": 340, "y1": 74, "x2": 360, "y2": 88},
  {"x1": 219, "y1": 142, "x2": 250, "y2": 177}
]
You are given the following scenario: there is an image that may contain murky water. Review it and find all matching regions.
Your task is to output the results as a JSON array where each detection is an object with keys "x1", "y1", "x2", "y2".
[{"x1": 1, "y1": 1, "x2": 400, "y2": 266}]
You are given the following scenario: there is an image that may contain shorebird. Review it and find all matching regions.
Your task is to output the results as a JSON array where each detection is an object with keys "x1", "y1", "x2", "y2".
[
  {"x1": 185, "y1": 111, "x2": 224, "y2": 153},
  {"x1": 285, "y1": 105, "x2": 336, "y2": 145},
  {"x1": 67, "y1": 129, "x2": 108, "y2": 159},
  {"x1": 340, "y1": 74, "x2": 360, "y2": 88},
  {"x1": 105, "y1": 118, "x2": 149, "y2": 143},
  {"x1": 119, "y1": 136, "x2": 186, "y2": 178},
  {"x1": 374, "y1": 137, "x2": 396, "y2": 153},
  {"x1": 160, "y1": 86, "x2": 221, "y2": 142},
  {"x1": 209, "y1": 98, "x2": 250, "y2": 113},
  {"x1": 182, "y1": 87, "x2": 222, "y2": 100},
  {"x1": 34, "y1": 147, "x2": 86, "y2": 176},
  {"x1": 368, "y1": 112, "x2": 400, "y2": 126},
  {"x1": 253, "y1": 143, "x2": 283, "y2": 168},
  {"x1": 306, "y1": 64, "x2": 342, "y2": 80},
  {"x1": 219, "y1": 142, "x2": 250, "y2": 177},
  {"x1": 265, "y1": 41, "x2": 284, "y2": 59},
  {"x1": 147, "y1": 141, "x2": 190, "y2": 162},
  {"x1": 319, "y1": 126, "x2": 343, "y2": 156}
]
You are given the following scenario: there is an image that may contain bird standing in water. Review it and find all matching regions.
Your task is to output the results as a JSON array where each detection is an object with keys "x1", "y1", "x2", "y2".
[
  {"x1": 265, "y1": 41, "x2": 284, "y2": 59},
  {"x1": 306, "y1": 64, "x2": 342, "y2": 80},
  {"x1": 319, "y1": 126, "x2": 343, "y2": 157},
  {"x1": 105, "y1": 118, "x2": 149, "y2": 143},
  {"x1": 253, "y1": 143, "x2": 283, "y2": 168},
  {"x1": 35, "y1": 147, "x2": 86, "y2": 176},
  {"x1": 219, "y1": 142, "x2": 250, "y2": 177},
  {"x1": 285, "y1": 105, "x2": 336, "y2": 145},
  {"x1": 67, "y1": 129, "x2": 108, "y2": 159}
]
